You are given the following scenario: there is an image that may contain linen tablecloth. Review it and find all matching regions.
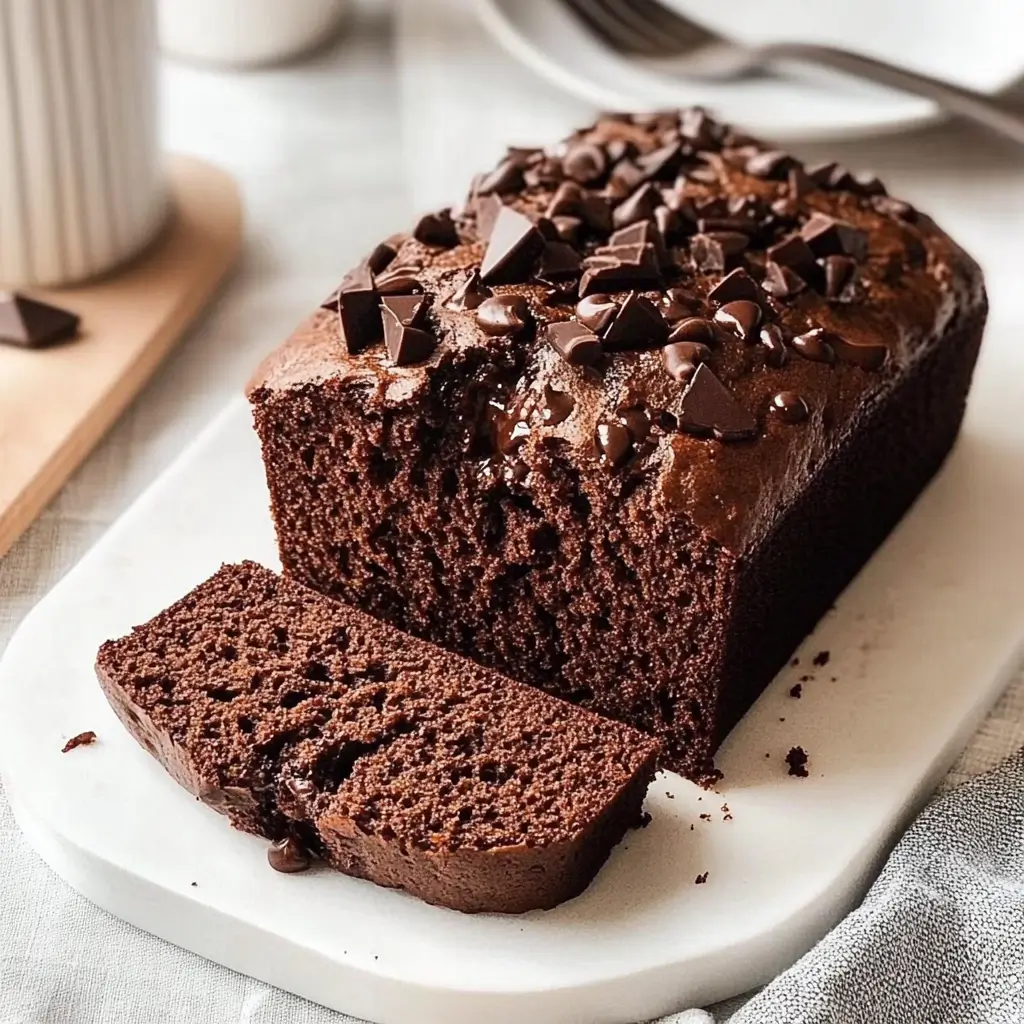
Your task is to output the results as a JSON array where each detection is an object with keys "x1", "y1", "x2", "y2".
[{"x1": 2, "y1": 1, "x2": 1024, "y2": 1019}]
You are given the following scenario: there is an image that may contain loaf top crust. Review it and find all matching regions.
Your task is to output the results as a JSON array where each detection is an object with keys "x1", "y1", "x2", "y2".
[{"x1": 249, "y1": 109, "x2": 986, "y2": 552}]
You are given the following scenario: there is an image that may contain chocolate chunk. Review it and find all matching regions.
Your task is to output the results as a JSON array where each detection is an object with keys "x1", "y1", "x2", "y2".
[
  {"x1": 474, "y1": 194, "x2": 504, "y2": 241},
  {"x1": 668, "y1": 316, "x2": 717, "y2": 347},
  {"x1": 852, "y1": 172, "x2": 887, "y2": 197},
  {"x1": 374, "y1": 264, "x2": 423, "y2": 295},
  {"x1": 602, "y1": 293, "x2": 669, "y2": 352},
  {"x1": 762, "y1": 262, "x2": 807, "y2": 300},
  {"x1": 576, "y1": 293, "x2": 619, "y2": 334},
  {"x1": 788, "y1": 166, "x2": 816, "y2": 199},
  {"x1": 475, "y1": 295, "x2": 532, "y2": 336},
  {"x1": 477, "y1": 157, "x2": 525, "y2": 196},
  {"x1": 619, "y1": 406, "x2": 653, "y2": 444},
  {"x1": 604, "y1": 138, "x2": 635, "y2": 164},
  {"x1": 329, "y1": 264, "x2": 381, "y2": 354},
  {"x1": 698, "y1": 216, "x2": 754, "y2": 236},
  {"x1": 713, "y1": 300, "x2": 761, "y2": 342},
  {"x1": 268, "y1": 837, "x2": 312, "y2": 873},
  {"x1": 537, "y1": 241, "x2": 582, "y2": 280},
  {"x1": 684, "y1": 165, "x2": 720, "y2": 185},
  {"x1": 544, "y1": 320, "x2": 602, "y2": 366},
  {"x1": 446, "y1": 269, "x2": 492, "y2": 311},
  {"x1": 663, "y1": 340, "x2": 711, "y2": 382},
  {"x1": 678, "y1": 364, "x2": 758, "y2": 441},
  {"x1": 480, "y1": 206, "x2": 545, "y2": 284},
  {"x1": 654, "y1": 204, "x2": 680, "y2": 242},
  {"x1": 768, "y1": 234, "x2": 817, "y2": 271},
  {"x1": 800, "y1": 213, "x2": 868, "y2": 261},
  {"x1": 552, "y1": 215, "x2": 583, "y2": 245},
  {"x1": 546, "y1": 181, "x2": 584, "y2": 219},
  {"x1": 609, "y1": 219, "x2": 669, "y2": 266},
  {"x1": 660, "y1": 288, "x2": 700, "y2": 323},
  {"x1": 609, "y1": 159, "x2": 646, "y2": 194},
  {"x1": 535, "y1": 217, "x2": 560, "y2": 242},
  {"x1": 872, "y1": 195, "x2": 917, "y2": 223},
  {"x1": 759, "y1": 324, "x2": 789, "y2": 368},
  {"x1": 822, "y1": 254, "x2": 858, "y2": 300},
  {"x1": 62, "y1": 730, "x2": 97, "y2": 753},
  {"x1": 791, "y1": 327, "x2": 836, "y2": 364},
  {"x1": 806, "y1": 162, "x2": 842, "y2": 187},
  {"x1": 613, "y1": 183, "x2": 661, "y2": 230},
  {"x1": 770, "y1": 391, "x2": 809, "y2": 423},
  {"x1": 413, "y1": 208, "x2": 459, "y2": 248},
  {"x1": 579, "y1": 193, "x2": 613, "y2": 233},
  {"x1": 634, "y1": 141, "x2": 683, "y2": 181},
  {"x1": 563, "y1": 142, "x2": 607, "y2": 184},
  {"x1": 366, "y1": 241, "x2": 398, "y2": 275},
  {"x1": 541, "y1": 284, "x2": 578, "y2": 306},
  {"x1": 579, "y1": 244, "x2": 660, "y2": 296},
  {"x1": 0, "y1": 292, "x2": 80, "y2": 349},
  {"x1": 828, "y1": 332, "x2": 889, "y2": 370},
  {"x1": 745, "y1": 149, "x2": 795, "y2": 179},
  {"x1": 707, "y1": 267, "x2": 764, "y2": 306},
  {"x1": 538, "y1": 385, "x2": 575, "y2": 425},
  {"x1": 679, "y1": 108, "x2": 718, "y2": 149},
  {"x1": 382, "y1": 294, "x2": 436, "y2": 366},
  {"x1": 690, "y1": 232, "x2": 748, "y2": 272},
  {"x1": 595, "y1": 421, "x2": 633, "y2": 468},
  {"x1": 523, "y1": 156, "x2": 563, "y2": 188}
]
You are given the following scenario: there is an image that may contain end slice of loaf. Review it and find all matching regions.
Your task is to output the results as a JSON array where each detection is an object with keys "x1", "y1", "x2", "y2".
[{"x1": 96, "y1": 561, "x2": 659, "y2": 913}]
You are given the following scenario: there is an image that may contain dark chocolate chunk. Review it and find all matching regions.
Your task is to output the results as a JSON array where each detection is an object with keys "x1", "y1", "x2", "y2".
[
  {"x1": 475, "y1": 295, "x2": 532, "y2": 336},
  {"x1": 654, "y1": 204, "x2": 680, "y2": 242},
  {"x1": 0, "y1": 292, "x2": 80, "y2": 349},
  {"x1": 679, "y1": 108, "x2": 718, "y2": 149},
  {"x1": 382, "y1": 294, "x2": 436, "y2": 366},
  {"x1": 684, "y1": 165, "x2": 720, "y2": 185},
  {"x1": 663, "y1": 340, "x2": 711, "y2": 382},
  {"x1": 745, "y1": 149, "x2": 795, "y2": 179},
  {"x1": 713, "y1": 300, "x2": 761, "y2": 342},
  {"x1": 537, "y1": 241, "x2": 582, "y2": 280},
  {"x1": 707, "y1": 267, "x2": 764, "y2": 306},
  {"x1": 595, "y1": 421, "x2": 633, "y2": 469},
  {"x1": 366, "y1": 241, "x2": 398, "y2": 275},
  {"x1": 612, "y1": 183, "x2": 661, "y2": 229},
  {"x1": 668, "y1": 316, "x2": 717, "y2": 347},
  {"x1": 480, "y1": 206, "x2": 545, "y2": 284},
  {"x1": 563, "y1": 142, "x2": 607, "y2": 184},
  {"x1": 788, "y1": 165, "x2": 816, "y2": 199},
  {"x1": 579, "y1": 244, "x2": 660, "y2": 296},
  {"x1": 852, "y1": 172, "x2": 887, "y2": 197},
  {"x1": 446, "y1": 269, "x2": 492, "y2": 311},
  {"x1": 374, "y1": 264, "x2": 423, "y2": 295},
  {"x1": 759, "y1": 324, "x2": 789, "y2": 368},
  {"x1": 806, "y1": 162, "x2": 841, "y2": 187},
  {"x1": 660, "y1": 288, "x2": 700, "y2": 323},
  {"x1": 546, "y1": 181, "x2": 583, "y2": 219},
  {"x1": 602, "y1": 293, "x2": 669, "y2": 352},
  {"x1": 609, "y1": 219, "x2": 669, "y2": 266},
  {"x1": 268, "y1": 837, "x2": 312, "y2": 873},
  {"x1": 690, "y1": 232, "x2": 748, "y2": 272},
  {"x1": 634, "y1": 141, "x2": 683, "y2": 181},
  {"x1": 576, "y1": 293, "x2": 619, "y2": 334},
  {"x1": 538, "y1": 385, "x2": 575, "y2": 426},
  {"x1": 62, "y1": 730, "x2": 97, "y2": 753},
  {"x1": 544, "y1": 320, "x2": 602, "y2": 366},
  {"x1": 604, "y1": 138, "x2": 635, "y2": 164},
  {"x1": 791, "y1": 327, "x2": 836, "y2": 364},
  {"x1": 330, "y1": 264, "x2": 381, "y2": 354},
  {"x1": 828, "y1": 332, "x2": 889, "y2": 370},
  {"x1": 523, "y1": 156, "x2": 564, "y2": 188},
  {"x1": 762, "y1": 262, "x2": 807, "y2": 300},
  {"x1": 552, "y1": 215, "x2": 583, "y2": 245},
  {"x1": 822, "y1": 254, "x2": 858, "y2": 300},
  {"x1": 800, "y1": 213, "x2": 868, "y2": 261},
  {"x1": 768, "y1": 234, "x2": 817, "y2": 271},
  {"x1": 477, "y1": 157, "x2": 525, "y2": 196},
  {"x1": 609, "y1": 159, "x2": 646, "y2": 194},
  {"x1": 618, "y1": 405, "x2": 653, "y2": 442},
  {"x1": 536, "y1": 217, "x2": 561, "y2": 242},
  {"x1": 474, "y1": 194, "x2": 504, "y2": 241},
  {"x1": 413, "y1": 208, "x2": 459, "y2": 248},
  {"x1": 770, "y1": 391, "x2": 809, "y2": 423},
  {"x1": 872, "y1": 195, "x2": 917, "y2": 223},
  {"x1": 678, "y1": 364, "x2": 758, "y2": 441},
  {"x1": 579, "y1": 193, "x2": 614, "y2": 232}
]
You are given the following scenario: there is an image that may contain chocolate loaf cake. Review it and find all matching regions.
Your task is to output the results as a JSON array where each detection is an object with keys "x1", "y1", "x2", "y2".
[
  {"x1": 96, "y1": 562, "x2": 658, "y2": 913},
  {"x1": 248, "y1": 109, "x2": 986, "y2": 780}
]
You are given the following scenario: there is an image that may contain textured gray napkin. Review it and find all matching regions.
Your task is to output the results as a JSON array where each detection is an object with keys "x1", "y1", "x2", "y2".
[{"x1": 664, "y1": 747, "x2": 1024, "y2": 1024}]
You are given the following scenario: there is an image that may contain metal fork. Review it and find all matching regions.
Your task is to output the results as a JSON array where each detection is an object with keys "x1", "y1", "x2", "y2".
[{"x1": 564, "y1": 0, "x2": 1024, "y2": 145}]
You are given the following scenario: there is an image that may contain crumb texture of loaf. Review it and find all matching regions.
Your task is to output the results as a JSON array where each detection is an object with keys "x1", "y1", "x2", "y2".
[
  {"x1": 248, "y1": 109, "x2": 987, "y2": 779},
  {"x1": 95, "y1": 562, "x2": 659, "y2": 914}
]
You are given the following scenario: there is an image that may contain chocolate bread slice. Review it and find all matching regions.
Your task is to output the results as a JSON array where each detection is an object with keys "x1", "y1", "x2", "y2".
[
  {"x1": 96, "y1": 562, "x2": 659, "y2": 914},
  {"x1": 248, "y1": 109, "x2": 987, "y2": 781}
]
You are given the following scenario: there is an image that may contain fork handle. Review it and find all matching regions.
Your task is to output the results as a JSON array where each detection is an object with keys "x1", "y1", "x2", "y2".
[{"x1": 759, "y1": 42, "x2": 1024, "y2": 146}]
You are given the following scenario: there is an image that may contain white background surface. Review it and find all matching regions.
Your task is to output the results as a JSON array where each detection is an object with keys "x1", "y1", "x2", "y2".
[{"x1": 2, "y1": 0, "x2": 1024, "y2": 1020}]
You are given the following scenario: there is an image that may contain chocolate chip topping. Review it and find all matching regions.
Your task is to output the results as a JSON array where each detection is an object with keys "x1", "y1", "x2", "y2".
[
  {"x1": 822, "y1": 254, "x2": 859, "y2": 301},
  {"x1": 413, "y1": 208, "x2": 459, "y2": 248},
  {"x1": 446, "y1": 269, "x2": 492, "y2": 311},
  {"x1": 800, "y1": 212, "x2": 868, "y2": 262},
  {"x1": 660, "y1": 288, "x2": 700, "y2": 323},
  {"x1": 537, "y1": 241, "x2": 582, "y2": 281},
  {"x1": 477, "y1": 157, "x2": 525, "y2": 196},
  {"x1": 678, "y1": 364, "x2": 758, "y2": 441},
  {"x1": 382, "y1": 294, "x2": 436, "y2": 366},
  {"x1": 0, "y1": 292, "x2": 80, "y2": 349},
  {"x1": 366, "y1": 241, "x2": 398, "y2": 275},
  {"x1": 791, "y1": 327, "x2": 836, "y2": 364},
  {"x1": 612, "y1": 183, "x2": 661, "y2": 230},
  {"x1": 595, "y1": 420, "x2": 633, "y2": 469},
  {"x1": 538, "y1": 384, "x2": 575, "y2": 425},
  {"x1": 744, "y1": 149, "x2": 795, "y2": 179},
  {"x1": 474, "y1": 194, "x2": 504, "y2": 241},
  {"x1": 663, "y1": 340, "x2": 711, "y2": 382},
  {"x1": 268, "y1": 836, "x2": 312, "y2": 873},
  {"x1": 552, "y1": 215, "x2": 583, "y2": 245},
  {"x1": 759, "y1": 324, "x2": 788, "y2": 368},
  {"x1": 480, "y1": 207, "x2": 545, "y2": 285},
  {"x1": 769, "y1": 391, "x2": 809, "y2": 423},
  {"x1": 828, "y1": 331, "x2": 890, "y2": 370},
  {"x1": 762, "y1": 262, "x2": 808, "y2": 300},
  {"x1": 329, "y1": 263, "x2": 381, "y2": 355},
  {"x1": 707, "y1": 268, "x2": 764, "y2": 307},
  {"x1": 544, "y1": 320, "x2": 602, "y2": 366},
  {"x1": 374, "y1": 264, "x2": 423, "y2": 295},
  {"x1": 691, "y1": 232, "x2": 748, "y2": 272},
  {"x1": 668, "y1": 316, "x2": 717, "y2": 347},
  {"x1": 579, "y1": 242, "x2": 660, "y2": 296},
  {"x1": 576, "y1": 293, "x2": 619, "y2": 334},
  {"x1": 563, "y1": 142, "x2": 607, "y2": 184},
  {"x1": 601, "y1": 293, "x2": 669, "y2": 351},
  {"x1": 475, "y1": 295, "x2": 533, "y2": 336},
  {"x1": 713, "y1": 300, "x2": 761, "y2": 342}
]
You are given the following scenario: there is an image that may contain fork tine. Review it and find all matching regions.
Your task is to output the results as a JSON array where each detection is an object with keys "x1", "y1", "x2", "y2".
[
  {"x1": 564, "y1": 0, "x2": 668, "y2": 56},
  {"x1": 616, "y1": 0, "x2": 719, "y2": 50},
  {"x1": 566, "y1": 0, "x2": 722, "y2": 59},
  {"x1": 590, "y1": 0, "x2": 675, "y2": 53}
]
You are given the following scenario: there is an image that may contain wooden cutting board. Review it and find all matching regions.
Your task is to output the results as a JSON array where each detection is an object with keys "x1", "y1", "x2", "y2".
[{"x1": 0, "y1": 154, "x2": 242, "y2": 558}]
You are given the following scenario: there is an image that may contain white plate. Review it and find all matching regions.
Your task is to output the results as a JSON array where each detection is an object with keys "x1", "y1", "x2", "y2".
[
  {"x1": 477, "y1": 0, "x2": 1024, "y2": 141},
  {"x1": 1, "y1": 315, "x2": 1023, "y2": 1021}
]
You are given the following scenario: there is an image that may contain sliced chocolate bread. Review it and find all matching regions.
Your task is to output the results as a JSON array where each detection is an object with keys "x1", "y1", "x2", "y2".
[{"x1": 96, "y1": 561, "x2": 659, "y2": 913}]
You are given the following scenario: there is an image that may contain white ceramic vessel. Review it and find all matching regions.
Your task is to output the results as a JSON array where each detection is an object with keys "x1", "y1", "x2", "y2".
[
  {"x1": 0, "y1": 0, "x2": 168, "y2": 287},
  {"x1": 159, "y1": 0, "x2": 349, "y2": 68}
]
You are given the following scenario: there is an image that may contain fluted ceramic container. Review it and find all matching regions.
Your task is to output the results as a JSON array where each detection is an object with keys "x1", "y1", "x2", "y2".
[{"x1": 0, "y1": 0, "x2": 167, "y2": 287}]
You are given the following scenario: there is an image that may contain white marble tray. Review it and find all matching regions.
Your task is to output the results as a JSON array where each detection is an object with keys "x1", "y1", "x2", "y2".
[{"x1": 1, "y1": 323, "x2": 1023, "y2": 1023}]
